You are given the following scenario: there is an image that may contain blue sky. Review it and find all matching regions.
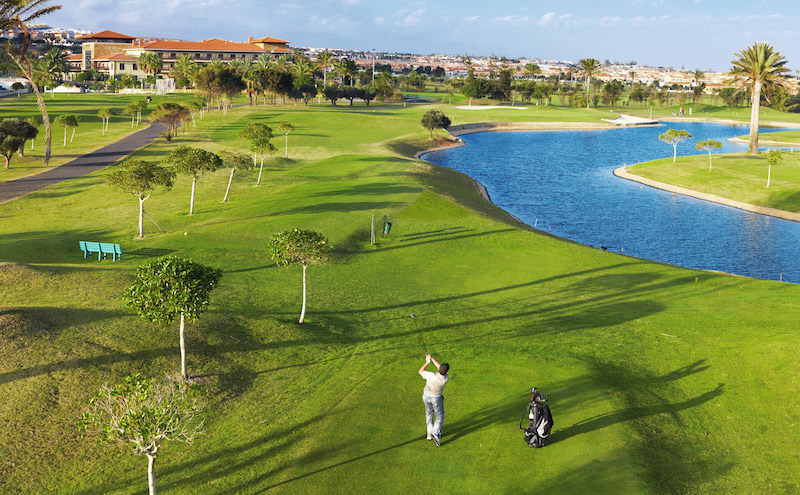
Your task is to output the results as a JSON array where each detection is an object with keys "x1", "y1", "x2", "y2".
[{"x1": 48, "y1": 0, "x2": 800, "y2": 71}]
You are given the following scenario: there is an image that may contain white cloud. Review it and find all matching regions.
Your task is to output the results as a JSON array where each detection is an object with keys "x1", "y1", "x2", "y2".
[
  {"x1": 395, "y1": 9, "x2": 425, "y2": 27},
  {"x1": 463, "y1": 15, "x2": 480, "y2": 22},
  {"x1": 373, "y1": 16, "x2": 385, "y2": 25},
  {"x1": 494, "y1": 15, "x2": 530, "y2": 24},
  {"x1": 536, "y1": 12, "x2": 575, "y2": 27}
]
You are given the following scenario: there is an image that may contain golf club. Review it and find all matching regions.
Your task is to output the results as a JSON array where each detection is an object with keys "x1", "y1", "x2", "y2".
[{"x1": 410, "y1": 313, "x2": 427, "y2": 354}]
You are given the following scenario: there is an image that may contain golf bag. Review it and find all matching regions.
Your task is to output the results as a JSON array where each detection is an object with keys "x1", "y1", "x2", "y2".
[{"x1": 519, "y1": 388, "x2": 553, "y2": 448}]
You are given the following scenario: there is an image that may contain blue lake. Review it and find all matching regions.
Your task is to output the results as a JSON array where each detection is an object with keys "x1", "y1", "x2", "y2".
[{"x1": 422, "y1": 121, "x2": 800, "y2": 283}]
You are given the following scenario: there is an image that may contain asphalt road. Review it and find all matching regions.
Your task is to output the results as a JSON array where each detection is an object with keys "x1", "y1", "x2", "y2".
[{"x1": 0, "y1": 122, "x2": 166, "y2": 204}]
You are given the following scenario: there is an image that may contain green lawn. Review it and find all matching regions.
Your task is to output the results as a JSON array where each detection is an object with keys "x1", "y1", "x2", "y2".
[
  {"x1": 628, "y1": 152, "x2": 800, "y2": 212},
  {"x1": 738, "y1": 129, "x2": 800, "y2": 145},
  {"x1": 1, "y1": 96, "x2": 800, "y2": 494},
  {"x1": 0, "y1": 92, "x2": 200, "y2": 182}
]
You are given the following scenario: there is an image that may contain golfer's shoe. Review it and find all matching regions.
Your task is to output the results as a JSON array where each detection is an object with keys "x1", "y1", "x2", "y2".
[
  {"x1": 426, "y1": 435, "x2": 432, "y2": 440},
  {"x1": 433, "y1": 435, "x2": 440, "y2": 447}
]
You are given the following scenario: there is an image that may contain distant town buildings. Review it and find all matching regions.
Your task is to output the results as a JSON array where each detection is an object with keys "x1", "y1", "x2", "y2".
[{"x1": 14, "y1": 24, "x2": 798, "y2": 95}]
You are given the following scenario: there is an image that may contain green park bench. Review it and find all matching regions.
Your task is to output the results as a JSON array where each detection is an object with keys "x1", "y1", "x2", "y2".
[{"x1": 79, "y1": 241, "x2": 123, "y2": 261}]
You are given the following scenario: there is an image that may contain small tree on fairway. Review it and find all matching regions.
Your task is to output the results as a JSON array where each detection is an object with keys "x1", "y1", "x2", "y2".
[
  {"x1": 79, "y1": 374, "x2": 203, "y2": 495},
  {"x1": 696, "y1": 140, "x2": 722, "y2": 171},
  {"x1": 163, "y1": 146, "x2": 222, "y2": 215},
  {"x1": 275, "y1": 121, "x2": 294, "y2": 158},
  {"x1": 268, "y1": 229, "x2": 329, "y2": 324},
  {"x1": 0, "y1": 117, "x2": 37, "y2": 158},
  {"x1": 105, "y1": 159, "x2": 175, "y2": 237},
  {"x1": 25, "y1": 116, "x2": 42, "y2": 151},
  {"x1": 0, "y1": 128, "x2": 23, "y2": 169},
  {"x1": 151, "y1": 102, "x2": 189, "y2": 138},
  {"x1": 53, "y1": 113, "x2": 79, "y2": 147},
  {"x1": 97, "y1": 107, "x2": 115, "y2": 136},
  {"x1": 238, "y1": 121, "x2": 273, "y2": 167},
  {"x1": 219, "y1": 150, "x2": 253, "y2": 203},
  {"x1": 251, "y1": 136, "x2": 276, "y2": 186},
  {"x1": 122, "y1": 102, "x2": 138, "y2": 128},
  {"x1": 123, "y1": 257, "x2": 222, "y2": 380},
  {"x1": 658, "y1": 129, "x2": 692, "y2": 163},
  {"x1": 763, "y1": 148, "x2": 783, "y2": 187},
  {"x1": 421, "y1": 109, "x2": 452, "y2": 139},
  {"x1": 10, "y1": 81, "x2": 24, "y2": 97}
]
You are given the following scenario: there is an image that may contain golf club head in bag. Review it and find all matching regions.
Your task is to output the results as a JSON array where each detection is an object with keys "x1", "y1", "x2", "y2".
[{"x1": 519, "y1": 387, "x2": 553, "y2": 448}]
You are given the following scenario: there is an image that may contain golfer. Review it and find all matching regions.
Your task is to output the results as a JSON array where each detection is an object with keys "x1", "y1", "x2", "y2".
[{"x1": 418, "y1": 353, "x2": 449, "y2": 447}]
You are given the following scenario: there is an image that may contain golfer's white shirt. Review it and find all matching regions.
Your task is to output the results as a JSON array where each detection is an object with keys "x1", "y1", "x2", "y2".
[{"x1": 421, "y1": 371, "x2": 449, "y2": 397}]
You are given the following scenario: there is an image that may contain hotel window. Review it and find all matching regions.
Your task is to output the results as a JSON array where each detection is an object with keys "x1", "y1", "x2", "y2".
[
  {"x1": 120, "y1": 63, "x2": 125, "y2": 70},
  {"x1": 170, "y1": 52, "x2": 176, "y2": 58},
  {"x1": 206, "y1": 53, "x2": 211, "y2": 59},
  {"x1": 133, "y1": 63, "x2": 138, "y2": 70}
]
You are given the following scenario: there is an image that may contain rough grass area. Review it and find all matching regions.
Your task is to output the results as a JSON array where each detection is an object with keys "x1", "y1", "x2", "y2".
[
  {"x1": 628, "y1": 152, "x2": 800, "y2": 212},
  {"x1": 1, "y1": 98, "x2": 800, "y2": 494}
]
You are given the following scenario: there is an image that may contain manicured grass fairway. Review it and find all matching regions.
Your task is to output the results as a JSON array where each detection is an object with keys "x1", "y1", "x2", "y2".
[
  {"x1": 629, "y1": 152, "x2": 800, "y2": 212},
  {"x1": 1, "y1": 97, "x2": 800, "y2": 494},
  {"x1": 0, "y1": 92, "x2": 206, "y2": 182}
]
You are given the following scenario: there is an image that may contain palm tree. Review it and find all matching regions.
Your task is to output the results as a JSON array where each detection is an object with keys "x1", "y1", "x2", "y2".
[
  {"x1": 578, "y1": 58, "x2": 601, "y2": 109},
  {"x1": 169, "y1": 54, "x2": 197, "y2": 88},
  {"x1": 138, "y1": 52, "x2": 163, "y2": 87},
  {"x1": 335, "y1": 59, "x2": 358, "y2": 86},
  {"x1": 242, "y1": 68, "x2": 260, "y2": 106},
  {"x1": 728, "y1": 43, "x2": 789, "y2": 154},
  {"x1": 694, "y1": 69, "x2": 705, "y2": 86},
  {"x1": 274, "y1": 55, "x2": 291, "y2": 71},
  {"x1": 316, "y1": 50, "x2": 333, "y2": 87},
  {"x1": 207, "y1": 58, "x2": 225, "y2": 70},
  {"x1": 523, "y1": 63, "x2": 541, "y2": 81},
  {"x1": 227, "y1": 59, "x2": 248, "y2": 75},
  {"x1": 33, "y1": 47, "x2": 67, "y2": 86},
  {"x1": 0, "y1": 0, "x2": 61, "y2": 165},
  {"x1": 253, "y1": 53, "x2": 274, "y2": 71},
  {"x1": 290, "y1": 58, "x2": 314, "y2": 85}
]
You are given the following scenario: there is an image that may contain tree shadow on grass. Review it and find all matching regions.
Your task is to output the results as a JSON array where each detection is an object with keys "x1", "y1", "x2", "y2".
[
  {"x1": 399, "y1": 226, "x2": 474, "y2": 241},
  {"x1": 82, "y1": 410, "x2": 342, "y2": 495},
  {"x1": 552, "y1": 383, "x2": 724, "y2": 444},
  {"x1": 766, "y1": 189, "x2": 800, "y2": 213},
  {"x1": 549, "y1": 356, "x2": 730, "y2": 493},
  {"x1": 0, "y1": 228, "x2": 114, "y2": 263},
  {"x1": 274, "y1": 200, "x2": 407, "y2": 216},
  {"x1": 307, "y1": 182, "x2": 423, "y2": 197}
]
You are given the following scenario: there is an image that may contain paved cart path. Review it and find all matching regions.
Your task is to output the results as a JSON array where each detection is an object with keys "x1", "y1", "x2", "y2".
[{"x1": 0, "y1": 123, "x2": 166, "y2": 205}]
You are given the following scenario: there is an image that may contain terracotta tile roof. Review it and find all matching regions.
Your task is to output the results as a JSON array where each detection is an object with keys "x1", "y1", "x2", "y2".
[
  {"x1": 140, "y1": 39, "x2": 266, "y2": 52},
  {"x1": 252, "y1": 36, "x2": 289, "y2": 44},
  {"x1": 108, "y1": 53, "x2": 138, "y2": 60},
  {"x1": 67, "y1": 53, "x2": 82, "y2": 60},
  {"x1": 78, "y1": 30, "x2": 136, "y2": 40}
]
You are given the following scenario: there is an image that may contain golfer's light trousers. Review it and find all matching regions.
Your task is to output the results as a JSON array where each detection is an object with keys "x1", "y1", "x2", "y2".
[{"x1": 422, "y1": 394, "x2": 444, "y2": 439}]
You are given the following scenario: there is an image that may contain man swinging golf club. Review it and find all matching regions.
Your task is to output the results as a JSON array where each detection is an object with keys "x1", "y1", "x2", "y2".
[{"x1": 418, "y1": 353, "x2": 449, "y2": 447}]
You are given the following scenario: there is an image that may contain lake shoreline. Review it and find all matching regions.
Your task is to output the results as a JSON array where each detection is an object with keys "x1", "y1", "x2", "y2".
[{"x1": 613, "y1": 166, "x2": 800, "y2": 223}]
